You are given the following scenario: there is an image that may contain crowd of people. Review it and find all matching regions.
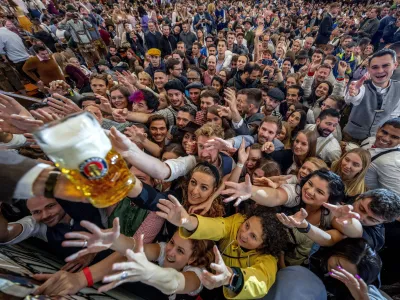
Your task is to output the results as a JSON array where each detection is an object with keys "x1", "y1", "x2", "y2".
[{"x1": 0, "y1": 0, "x2": 400, "y2": 299}]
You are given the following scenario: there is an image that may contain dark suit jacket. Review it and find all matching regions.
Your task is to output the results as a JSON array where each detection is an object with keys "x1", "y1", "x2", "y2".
[
  {"x1": 0, "y1": 151, "x2": 39, "y2": 204},
  {"x1": 316, "y1": 13, "x2": 333, "y2": 45}
]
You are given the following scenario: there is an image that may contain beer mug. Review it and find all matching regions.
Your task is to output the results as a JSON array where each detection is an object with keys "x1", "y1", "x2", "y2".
[{"x1": 33, "y1": 112, "x2": 135, "y2": 208}]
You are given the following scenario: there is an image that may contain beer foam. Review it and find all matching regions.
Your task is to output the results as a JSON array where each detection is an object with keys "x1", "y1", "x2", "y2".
[{"x1": 38, "y1": 113, "x2": 112, "y2": 170}]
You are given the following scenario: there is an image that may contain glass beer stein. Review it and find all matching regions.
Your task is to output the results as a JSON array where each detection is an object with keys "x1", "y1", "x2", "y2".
[{"x1": 33, "y1": 112, "x2": 135, "y2": 208}]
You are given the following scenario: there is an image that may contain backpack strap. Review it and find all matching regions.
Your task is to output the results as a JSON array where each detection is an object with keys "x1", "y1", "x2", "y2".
[{"x1": 371, "y1": 148, "x2": 400, "y2": 162}]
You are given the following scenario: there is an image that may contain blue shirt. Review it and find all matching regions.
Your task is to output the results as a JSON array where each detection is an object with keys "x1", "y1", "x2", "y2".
[{"x1": 0, "y1": 28, "x2": 30, "y2": 63}]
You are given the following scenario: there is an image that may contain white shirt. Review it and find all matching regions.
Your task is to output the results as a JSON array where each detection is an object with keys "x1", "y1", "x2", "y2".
[
  {"x1": 164, "y1": 155, "x2": 197, "y2": 182},
  {"x1": 0, "y1": 134, "x2": 27, "y2": 149},
  {"x1": 305, "y1": 124, "x2": 341, "y2": 164},
  {"x1": 14, "y1": 163, "x2": 51, "y2": 199},
  {"x1": 361, "y1": 137, "x2": 400, "y2": 194},
  {"x1": 345, "y1": 81, "x2": 400, "y2": 119},
  {"x1": 0, "y1": 216, "x2": 47, "y2": 245}
]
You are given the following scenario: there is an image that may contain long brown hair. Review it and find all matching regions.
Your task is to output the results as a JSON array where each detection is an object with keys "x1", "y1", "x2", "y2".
[
  {"x1": 292, "y1": 130, "x2": 318, "y2": 172},
  {"x1": 189, "y1": 239, "x2": 215, "y2": 269},
  {"x1": 331, "y1": 148, "x2": 371, "y2": 196}
]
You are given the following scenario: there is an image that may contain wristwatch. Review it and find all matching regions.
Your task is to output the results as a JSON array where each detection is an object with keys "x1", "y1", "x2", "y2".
[
  {"x1": 297, "y1": 221, "x2": 311, "y2": 233},
  {"x1": 225, "y1": 268, "x2": 239, "y2": 291},
  {"x1": 44, "y1": 170, "x2": 61, "y2": 199}
]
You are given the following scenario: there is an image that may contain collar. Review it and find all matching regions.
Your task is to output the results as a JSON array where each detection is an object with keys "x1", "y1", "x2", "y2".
[{"x1": 371, "y1": 80, "x2": 391, "y2": 94}]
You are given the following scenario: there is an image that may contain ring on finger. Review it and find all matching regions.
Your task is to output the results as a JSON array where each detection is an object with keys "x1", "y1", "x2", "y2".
[
  {"x1": 83, "y1": 240, "x2": 88, "y2": 248},
  {"x1": 121, "y1": 271, "x2": 128, "y2": 280}
]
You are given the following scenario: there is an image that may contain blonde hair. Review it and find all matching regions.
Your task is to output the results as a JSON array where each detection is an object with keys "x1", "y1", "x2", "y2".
[
  {"x1": 304, "y1": 157, "x2": 329, "y2": 171},
  {"x1": 207, "y1": 3, "x2": 216, "y2": 15},
  {"x1": 138, "y1": 71, "x2": 154, "y2": 89},
  {"x1": 331, "y1": 148, "x2": 371, "y2": 196},
  {"x1": 195, "y1": 123, "x2": 224, "y2": 139}
]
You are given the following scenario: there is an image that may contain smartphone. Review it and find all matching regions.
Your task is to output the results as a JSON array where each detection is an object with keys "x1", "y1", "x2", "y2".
[{"x1": 262, "y1": 59, "x2": 273, "y2": 66}]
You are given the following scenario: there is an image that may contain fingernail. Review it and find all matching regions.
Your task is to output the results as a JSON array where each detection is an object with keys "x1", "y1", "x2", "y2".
[
  {"x1": 355, "y1": 274, "x2": 361, "y2": 279},
  {"x1": 329, "y1": 272, "x2": 333, "y2": 275},
  {"x1": 337, "y1": 266, "x2": 342, "y2": 269}
]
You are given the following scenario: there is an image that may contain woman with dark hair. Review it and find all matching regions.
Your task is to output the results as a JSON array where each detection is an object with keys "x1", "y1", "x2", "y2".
[
  {"x1": 264, "y1": 238, "x2": 382, "y2": 300},
  {"x1": 58, "y1": 227, "x2": 215, "y2": 299},
  {"x1": 158, "y1": 202, "x2": 289, "y2": 299},
  {"x1": 221, "y1": 169, "x2": 362, "y2": 267},
  {"x1": 304, "y1": 80, "x2": 333, "y2": 108},
  {"x1": 286, "y1": 109, "x2": 307, "y2": 142},
  {"x1": 211, "y1": 76, "x2": 225, "y2": 96},
  {"x1": 270, "y1": 130, "x2": 318, "y2": 174},
  {"x1": 206, "y1": 105, "x2": 235, "y2": 139}
]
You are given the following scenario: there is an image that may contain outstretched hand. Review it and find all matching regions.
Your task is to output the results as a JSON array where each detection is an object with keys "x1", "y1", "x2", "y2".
[
  {"x1": 156, "y1": 194, "x2": 190, "y2": 227},
  {"x1": 200, "y1": 245, "x2": 232, "y2": 289},
  {"x1": 62, "y1": 218, "x2": 120, "y2": 262},
  {"x1": 99, "y1": 234, "x2": 156, "y2": 293},
  {"x1": 276, "y1": 208, "x2": 308, "y2": 229},
  {"x1": 322, "y1": 203, "x2": 360, "y2": 226},
  {"x1": 221, "y1": 174, "x2": 252, "y2": 206}
]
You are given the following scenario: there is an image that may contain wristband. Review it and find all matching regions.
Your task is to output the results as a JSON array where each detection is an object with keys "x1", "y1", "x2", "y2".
[
  {"x1": 44, "y1": 170, "x2": 61, "y2": 199},
  {"x1": 297, "y1": 221, "x2": 311, "y2": 233},
  {"x1": 83, "y1": 267, "x2": 94, "y2": 287},
  {"x1": 236, "y1": 163, "x2": 244, "y2": 168}
]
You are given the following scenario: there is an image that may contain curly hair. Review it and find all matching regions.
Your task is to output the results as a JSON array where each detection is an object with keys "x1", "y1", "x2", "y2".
[
  {"x1": 358, "y1": 189, "x2": 400, "y2": 222},
  {"x1": 245, "y1": 206, "x2": 289, "y2": 258},
  {"x1": 195, "y1": 122, "x2": 225, "y2": 139},
  {"x1": 190, "y1": 239, "x2": 215, "y2": 269}
]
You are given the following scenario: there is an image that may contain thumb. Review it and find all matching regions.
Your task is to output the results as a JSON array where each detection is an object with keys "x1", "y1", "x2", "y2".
[
  {"x1": 245, "y1": 174, "x2": 251, "y2": 186},
  {"x1": 300, "y1": 208, "x2": 308, "y2": 218},
  {"x1": 135, "y1": 234, "x2": 144, "y2": 253},
  {"x1": 213, "y1": 245, "x2": 223, "y2": 264},
  {"x1": 113, "y1": 217, "x2": 120, "y2": 233}
]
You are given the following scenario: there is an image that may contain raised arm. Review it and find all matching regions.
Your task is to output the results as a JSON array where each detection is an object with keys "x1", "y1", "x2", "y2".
[
  {"x1": 99, "y1": 235, "x2": 201, "y2": 295},
  {"x1": 221, "y1": 174, "x2": 289, "y2": 207}
]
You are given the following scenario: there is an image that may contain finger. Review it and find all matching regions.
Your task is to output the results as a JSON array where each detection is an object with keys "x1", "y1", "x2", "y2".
[
  {"x1": 69, "y1": 263, "x2": 83, "y2": 273},
  {"x1": 136, "y1": 234, "x2": 144, "y2": 253},
  {"x1": 276, "y1": 213, "x2": 286, "y2": 224},
  {"x1": 234, "y1": 197, "x2": 243, "y2": 207},
  {"x1": 112, "y1": 217, "x2": 120, "y2": 234},
  {"x1": 167, "y1": 195, "x2": 182, "y2": 207},
  {"x1": 222, "y1": 181, "x2": 239, "y2": 189},
  {"x1": 34, "y1": 274, "x2": 58, "y2": 295},
  {"x1": 64, "y1": 249, "x2": 90, "y2": 262},
  {"x1": 222, "y1": 195, "x2": 240, "y2": 203},
  {"x1": 322, "y1": 202, "x2": 337, "y2": 211},
  {"x1": 300, "y1": 208, "x2": 308, "y2": 218},
  {"x1": 356, "y1": 275, "x2": 368, "y2": 292},
  {"x1": 155, "y1": 211, "x2": 169, "y2": 220},
  {"x1": 32, "y1": 273, "x2": 53, "y2": 282},
  {"x1": 157, "y1": 199, "x2": 175, "y2": 210},
  {"x1": 61, "y1": 240, "x2": 88, "y2": 248},
  {"x1": 220, "y1": 188, "x2": 240, "y2": 196},
  {"x1": 64, "y1": 231, "x2": 91, "y2": 240}
]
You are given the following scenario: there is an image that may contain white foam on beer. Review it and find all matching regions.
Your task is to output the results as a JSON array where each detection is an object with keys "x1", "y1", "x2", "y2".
[{"x1": 39, "y1": 113, "x2": 112, "y2": 169}]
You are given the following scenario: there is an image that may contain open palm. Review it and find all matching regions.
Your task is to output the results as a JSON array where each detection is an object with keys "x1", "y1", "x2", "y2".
[
  {"x1": 156, "y1": 195, "x2": 190, "y2": 227},
  {"x1": 62, "y1": 218, "x2": 120, "y2": 262}
]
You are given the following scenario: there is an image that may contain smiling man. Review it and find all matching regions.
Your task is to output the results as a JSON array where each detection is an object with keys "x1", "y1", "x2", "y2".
[
  {"x1": 0, "y1": 196, "x2": 104, "y2": 259},
  {"x1": 344, "y1": 49, "x2": 400, "y2": 143},
  {"x1": 359, "y1": 117, "x2": 400, "y2": 195}
]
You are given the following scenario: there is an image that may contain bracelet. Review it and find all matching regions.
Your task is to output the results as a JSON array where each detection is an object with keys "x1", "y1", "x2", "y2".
[
  {"x1": 44, "y1": 170, "x2": 61, "y2": 199},
  {"x1": 83, "y1": 267, "x2": 94, "y2": 287},
  {"x1": 236, "y1": 163, "x2": 244, "y2": 168},
  {"x1": 297, "y1": 221, "x2": 311, "y2": 233}
]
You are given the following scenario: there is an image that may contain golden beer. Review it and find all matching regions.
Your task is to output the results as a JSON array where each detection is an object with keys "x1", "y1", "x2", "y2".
[{"x1": 33, "y1": 112, "x2": 135, "y2": 208}]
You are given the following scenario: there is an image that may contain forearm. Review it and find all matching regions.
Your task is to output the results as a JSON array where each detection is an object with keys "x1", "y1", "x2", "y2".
[
  {"x1": 121, "y1": 146, "x2": 171, "y2": 180},
  {"x1": 126, "y1": 111, "x2": 150, "y2": 123},
  {"x1": 228, "y1": 165, "x2": 243, "y2": 183},
  {"x1": 142, "y1": 266, "x2": 186, "y2": 295},
  {"x1": 250, "y1": 186, "x2": 286, "y2": 207},
  {"x1": 23, "y1": 69, "x2": 40, "y2": 82},
  {"x1": 301, "y1": 223, "x2": 335, "y2": 246},
  {"x1": 88, "y1": 252, "x2": 126, "y2": 284},
  {"x1": 142, "y1": 139, "x2": 162, "y2": 158},
  {"x1": 332, "y1": 218, "x2": 363, "y2": 238},
  {"x1": 110, "y1": 234, "x2": 136, "y2": 255}
]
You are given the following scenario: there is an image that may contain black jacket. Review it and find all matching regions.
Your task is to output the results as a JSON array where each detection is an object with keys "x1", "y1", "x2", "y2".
[
  {"x1": 315, "y1": 13, "x2": 333, "y2": 45},
  {"x1": 159, "y1": 34, "x2": 177, "y2": 57},
  {"x1": 145, "y1": 31, "x2": 162, "y2": 49}
]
